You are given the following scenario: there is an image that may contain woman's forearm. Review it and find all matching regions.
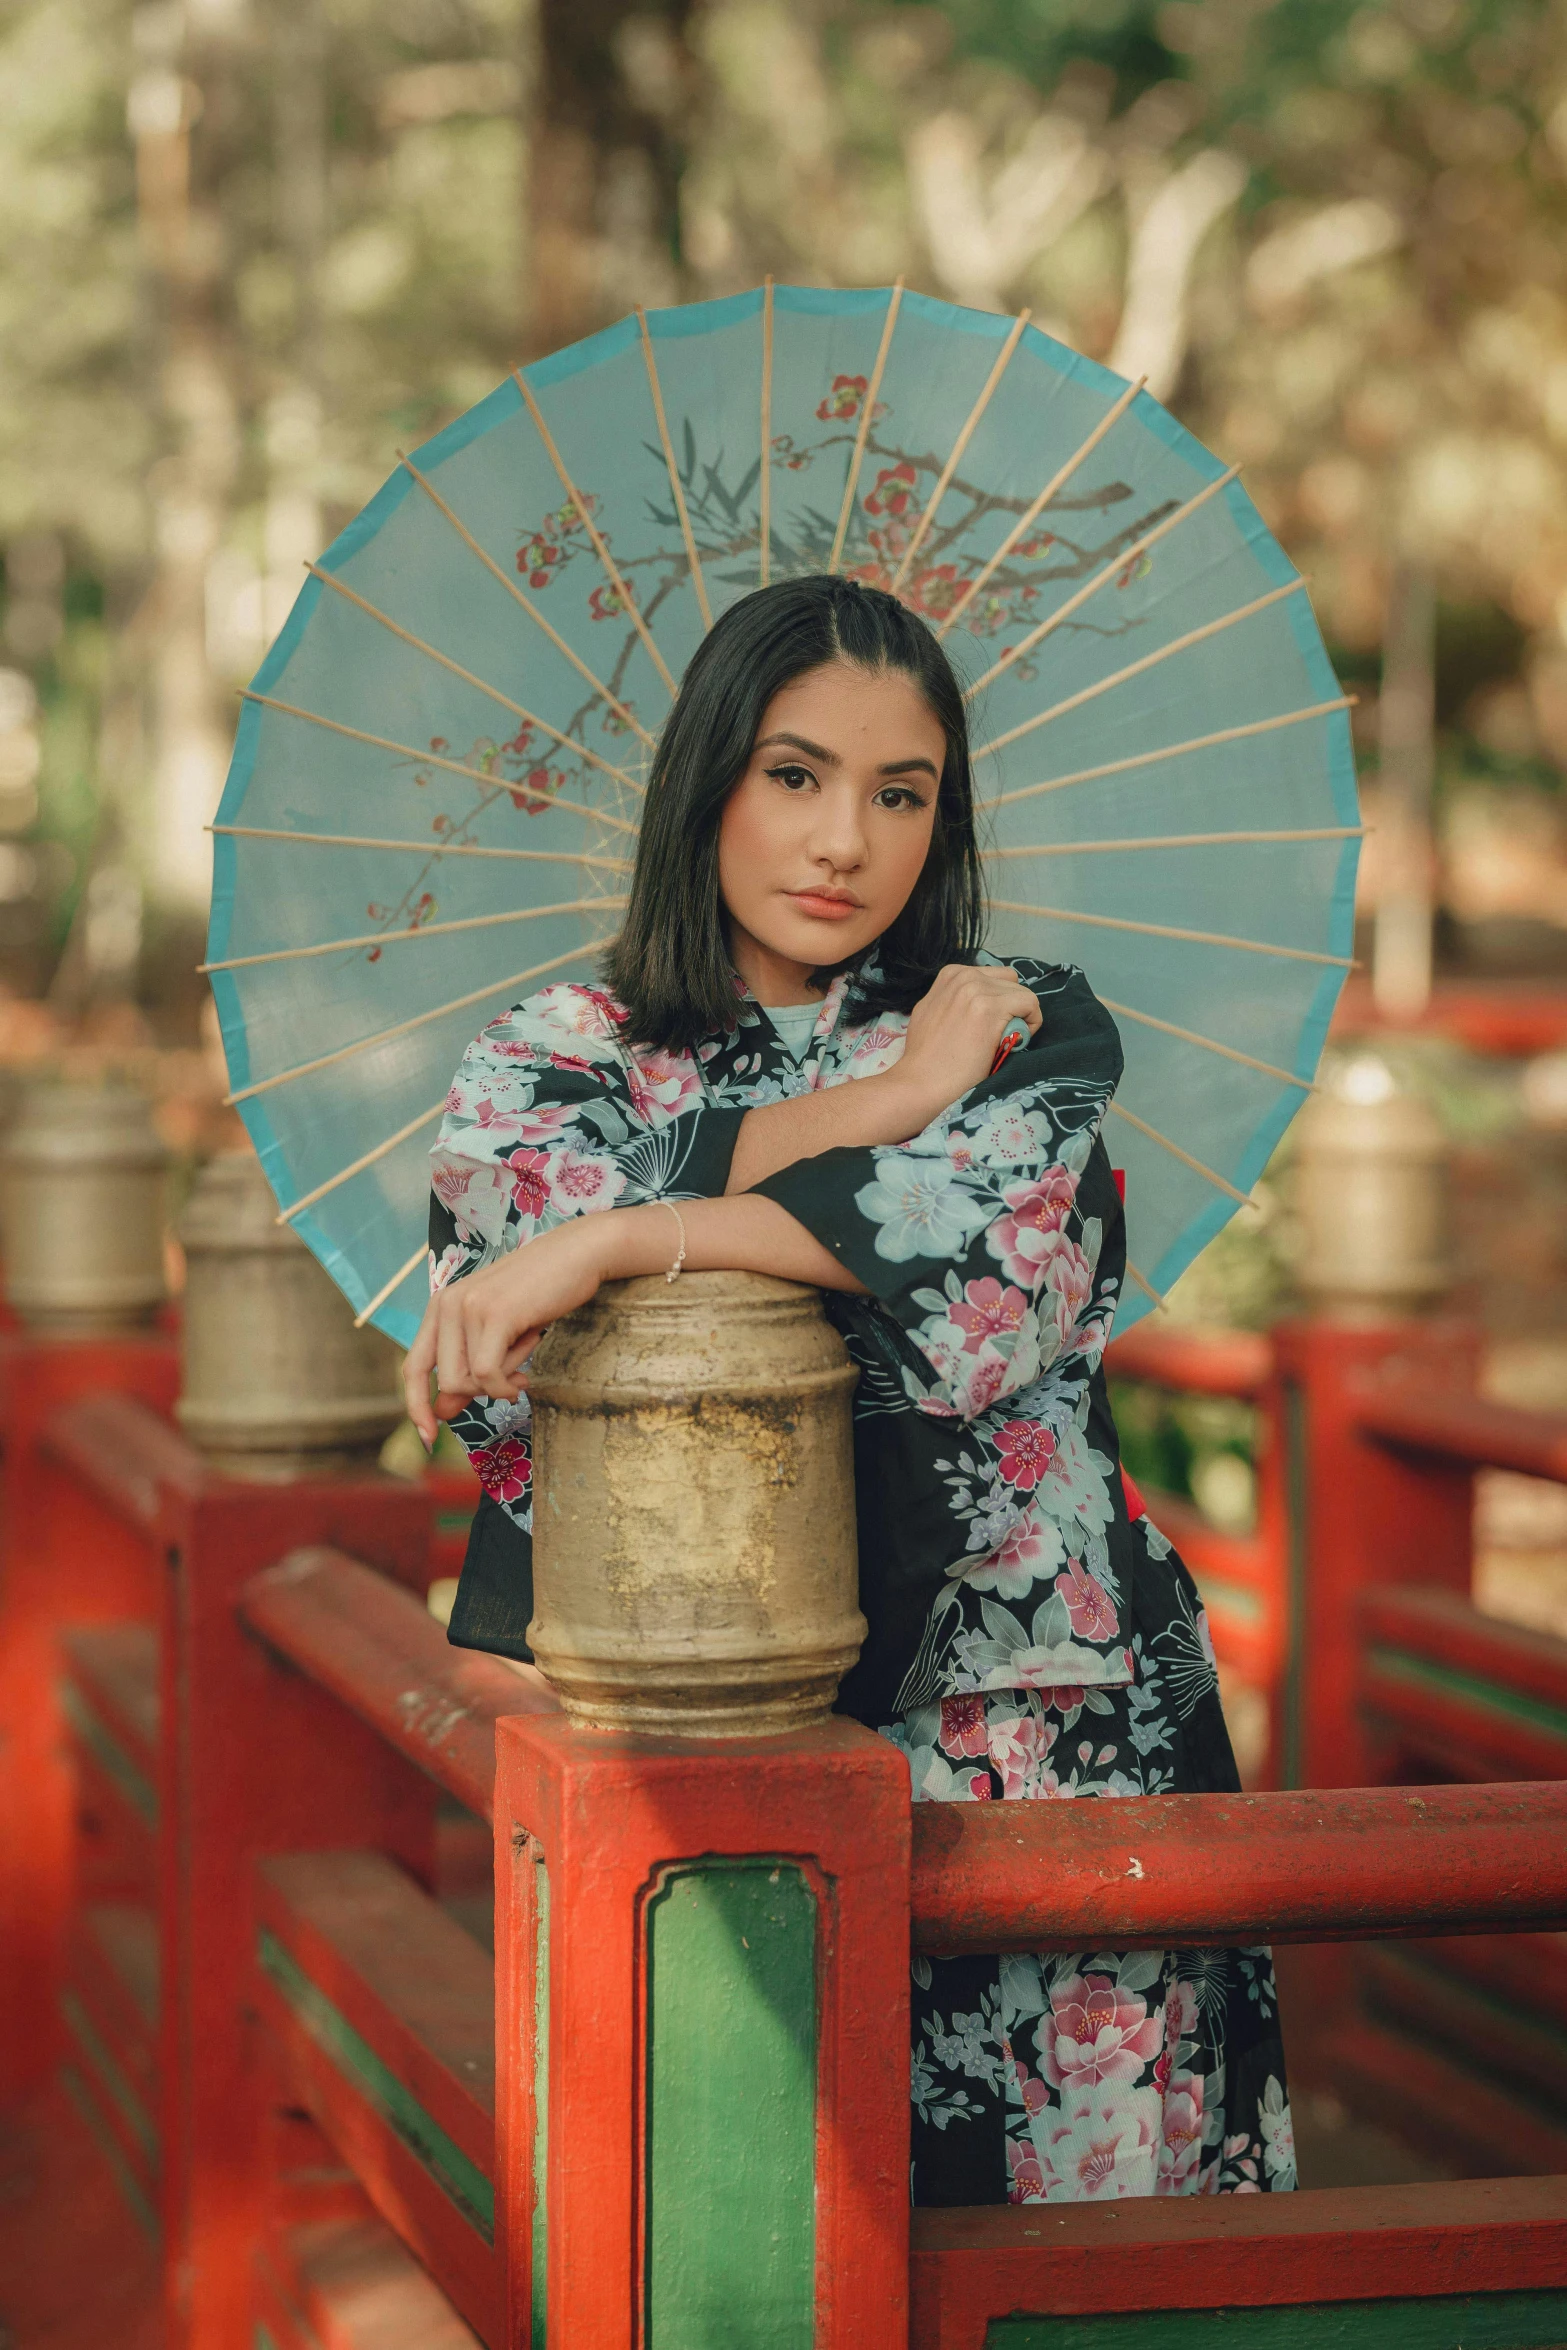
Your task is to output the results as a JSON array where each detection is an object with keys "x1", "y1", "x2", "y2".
[
  {"x1": 725, "y1": 1067, "x2": 937, "y2": 1192},
  {"x1": 599, "y1": 1195, "x2": 868, "y2": 1294}
]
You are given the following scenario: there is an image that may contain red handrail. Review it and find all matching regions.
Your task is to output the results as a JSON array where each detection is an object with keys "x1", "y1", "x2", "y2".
[
  {"x1": 1356, "y1": 1378, "x2": 1567, "y2": 1485},
  {"x1": 1104, "y1": 1324, "x2": 1273, "y2": 1400},
  {"x1": 908, "y1": 1780, "x2": 1567, "y2": 1953}
]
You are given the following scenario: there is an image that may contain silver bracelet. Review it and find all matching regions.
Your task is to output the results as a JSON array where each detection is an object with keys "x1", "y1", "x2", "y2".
[{"x1": 661, "y1": 1200, "x2": 688, "y2": 1283}]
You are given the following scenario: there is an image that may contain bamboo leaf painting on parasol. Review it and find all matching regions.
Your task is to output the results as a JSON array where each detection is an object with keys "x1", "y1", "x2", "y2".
[{"x1": 206, "y1": 283, "x2": 1359, "y2": 1343}]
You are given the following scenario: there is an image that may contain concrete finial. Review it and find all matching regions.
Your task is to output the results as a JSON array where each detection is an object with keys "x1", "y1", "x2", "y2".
[
  {"x1": 1, "y1": 1080, "x2": 168, "y2": 1331},
  {"x1": 175, "y1": 1149, "x2": 403, "y2": 1479},
  {"x1": 527, "y1": 1269, "x2": 865, "y2": 1736},
  {"x1": 1294, "y1": 1054, "x2": 1451, "y2": 1322}
]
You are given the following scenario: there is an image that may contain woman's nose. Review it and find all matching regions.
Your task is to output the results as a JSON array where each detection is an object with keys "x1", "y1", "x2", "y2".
[{"x1": 806, "y1": 785, "x2": 868, "y2": 872}]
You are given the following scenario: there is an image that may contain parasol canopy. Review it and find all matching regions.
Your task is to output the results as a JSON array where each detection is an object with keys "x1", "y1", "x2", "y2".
[{"x1": 207, "y1": 284, "x2": 1359, "y2": 1345}]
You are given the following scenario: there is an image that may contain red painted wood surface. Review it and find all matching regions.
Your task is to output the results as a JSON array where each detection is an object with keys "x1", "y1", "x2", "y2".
[
  {"x1": 1333, "y1": 974, "x2": 1567, "y2": 1057},
  {"x1": 0, "y1": 1330, "x2": 177, "y2": 2103},
  {"x1": 1326, "y1": 2013, "x2": 1567, "y2": 2181},
  {"x1": 909, "y1": 1780, "x2": 1567, "y2": 1953},
  {"x1": 494, "y1": 1712, "x2": 912, "y2": 2350},
  {"x1": 1360, "y1": 1584, "x2": 1567, "y2": 1779},
  {"x1": 240, "y1": 1546, "x2": 555, "y2": 1820},
  {"x1": 0, "y1": 2077, "x2": 161, "y2": 2350},
  {"x1": 1358, "y1": 1377, "x2": 1567, "y2": 1482},
  {"x1": 909, "y1": 2176, "x2": 1567, "y2": 2350},
  {"x1": 1105, "y1": 1322, "x2": 1273, "y2": 1399},
  {"x1": 256, "y1": 2212, "x2": 483, "y2": 2349}
]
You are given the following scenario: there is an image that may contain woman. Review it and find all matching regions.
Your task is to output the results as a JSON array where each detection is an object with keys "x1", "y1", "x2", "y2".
[{"x1": 403, "y1": 573, "x2": 1294, "y2": 2205}]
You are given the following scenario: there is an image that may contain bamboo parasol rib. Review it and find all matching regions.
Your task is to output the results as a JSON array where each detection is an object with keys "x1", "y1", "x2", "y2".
[
  {"x1": 973, "y1": 578, "x2": 1309, "y2": 763},
  {"x1": 307, "y1": 565, "x2": 641, "y2": 791},
  {"x1": 398, "y1": 452, "x2": 655, "y2": 751},
  {"x1": 225, "y1": 938, "x2": 615, "y2": 1105},
  {"x1": 239, "y1": 690, "x2": 638, "y2": 837},
  {"x1": 986, "y1": 825, "x2": 1364, "y2": 859},
  {"x1": 638, "y1": 308, "x2": 713, "y2": 631},
  {"x1": 888, "y1": 312, "x2": 1030, "y2": 595},
  {"x1": 759, "y1": 278, "x2": 774, "y2": 588},
  {"x1": 212, "y1": 823, "x2": 629, "y2": 871},
  {"x1": 978, "y1": 698, "x2": 1353, "y2": 812},
  {"x1": 1125, "y1": 1259, "x2": 1166, "y2": 1308},
  {"x1": 1107, "y1": 1098, "x2": 1251, "y2": 1207},
  {"x1": 515, "y1": 371, "x2": 677, "y2": 696},
  {"x1": 828, "y1": 282, "x2": 904, "y2": 574},
  {"x1": 277, "y1": 1097, "x2": 450, "y2": 1226},
  {"x1": 935, "y1": 375, "x2": 1147, "y2": 642},
  {"x1": 1096, "y1": 995, "x2": 1318, "y2": 1092},
  {"x1": 967, "y1": 463, "x2": 1242, "y2": 700},
  {"x1": 204, "y1": 897, "x2": 625, "y2": 974},
  {"x1": 354, "y1": 1241, "x2": 429, "y2": 1330},
  {"x1": 987, "y1": 897, "x2": 1352, "y2": 966}
]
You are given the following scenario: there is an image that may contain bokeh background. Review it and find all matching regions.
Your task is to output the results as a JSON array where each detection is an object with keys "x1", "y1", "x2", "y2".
[{"x1": 5, "y1": 2, "x2": 1567, "y2": 1427}]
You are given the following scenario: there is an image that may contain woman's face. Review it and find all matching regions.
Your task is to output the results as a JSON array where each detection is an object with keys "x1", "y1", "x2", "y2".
[{"x1": 717, "y1": 658, "x2": 946, "y2": 1002}]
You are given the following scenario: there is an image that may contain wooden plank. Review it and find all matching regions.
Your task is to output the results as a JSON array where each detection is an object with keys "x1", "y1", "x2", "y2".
[
  {"x1": 1360, "y1": 1943, "x2": 1567, "y2": 2138},
  {"x1": 1104, "y1": 1324, "x2": 1272, "y2": 1399},
  {"x1": 1357, "y1": 1378, "x2": 1567, "y2": 1483},
  {"x1": 41, "y1": 1389, "x2": 205, "y2": 1530},
  {"x1": 60, "y1": 1624, "x2": 160, "y2": 1757},
  {"x1": 981, "y1": 2290, "x2": 1567, "y2": 2347},
  {"x1": 1361, "y1": 1656, "x2": 1567, "y2": 1784},
  {"x1": 909, "y1": 1780, "x2": 1567, "y2": 1954},
  {"x1": 257, "y1": 1853, "x2": 494, "y2": 2167},
  {"x1": 254, "y1": 1854, "x2": 500, "y2": 2345},
  {"x1": 257, "y1": 2213, "x2": 482, "y2": 2349},
  {"x1": 910, "y1": 2178, "x2": 1567, "y2": 2350},
  {"x1": 67, "y1": 1902, "x2": 158, "y2": 2110},
  {"x1": 241, "y1": 1548, "x2": 554, "y2": 1822},
  {"x1": 1362, "y1": 1587, "x2": 1567, "y2": 1713},
  {"x1": 1327, "y1": 2015, "x2": 1567, "y2": 2182}
]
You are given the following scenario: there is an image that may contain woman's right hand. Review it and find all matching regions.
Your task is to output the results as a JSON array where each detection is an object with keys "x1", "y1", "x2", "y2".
[{"x1": 895, "y1": 962, "x2": 1042, "y2": 1122}]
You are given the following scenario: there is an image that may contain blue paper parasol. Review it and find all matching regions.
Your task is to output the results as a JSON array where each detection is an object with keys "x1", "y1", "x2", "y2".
[{"x1": 207, "y1": 284, "x2": 1358, "y2": 1346}]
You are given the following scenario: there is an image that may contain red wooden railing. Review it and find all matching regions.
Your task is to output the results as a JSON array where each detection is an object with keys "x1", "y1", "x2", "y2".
[{"x1": 6, "y1": 1305, "x2": 1567, "y2": 2343}]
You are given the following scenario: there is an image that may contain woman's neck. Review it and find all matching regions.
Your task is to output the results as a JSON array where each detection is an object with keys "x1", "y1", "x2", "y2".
[{"x1": 727, "y1": 923, "x2": 823, "y2": 1009}]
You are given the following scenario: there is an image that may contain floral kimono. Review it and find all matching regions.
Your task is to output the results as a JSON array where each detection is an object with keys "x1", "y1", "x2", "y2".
[{"x1": 428, "y1": 954, "x2": 1295, "y2": 2205}]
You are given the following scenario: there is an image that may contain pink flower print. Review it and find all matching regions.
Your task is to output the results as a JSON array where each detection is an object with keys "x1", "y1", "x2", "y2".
[
  {"x1": 964, "y1": 1508, "x2": 1056, "y2": 1600},
  {"x1": 549, "y1": 1050, "x2": 593, "y2": 1075},
  {"x1": 1056, "y1": 1559, "x2": 1119, "y2": 1643},
  {"x1": 548, "y1": 1146, "x2": 625, "y2": 1215},
  {"x1": 842, "y1": 559, "x2": 893, "y2": 593},
  {"x1": 1037, "y1": 1974, "x2": 1164, "y2": 2093},
  {"x1": 909, "y1": 564, "x2": 964, "y2": 621},
  {"x1": 445, "y1": 1084, "x2": 464, "y2": 1111},
  {"x1": 1158, "y1": 2073, "x2": 1206, "y2": 2196},
  {"x1": 624, "y1": 1047, "x2": 700, "y2": 1123},
  {"x1": 486, "y1": 1038, "x2": 536, "y2": 1061},
  {"x1": 1006, "y1": 2137, "x2": 1045, "y2": 2205},
  {"x1": 988, "y1": 1710, "x2": 1060, "y2": 1801},
  {"x1": 864, "y1": 460, "x2": 918, "y2": 522},
  {"x1": 588, "y1": 580, "x2": 631, "y2": 620},
  {"x1": 995, "y1": 1418, "x2": 1057, "y2": 1492},
  {"x1": 1013, "y1": 2062, "x2": 1049, "y2": 2118},
  {"x1": 1040, "y1": 1685, "x2": 1085, "y2": 1715},
  {"x1": 471, "y1": 1097, "x2": 507, "y2": 1128},
  {"x1": 950, "y1": 1277, "x2": 1028, "y2": 1355},
  {"x1": 959, "y1": 1351, "x2": 1011, "y2": 1419},
  {"x1": 517, "y1": 532, "x2": 561, "y2": 589},
  {"x1": 513, "y1": 1102, "x2": 574, "y2": 1143},
  {"x1": 431, "y1": 1162, "x2": 474, "y2": 1212},
  {"x1": 989, "y1": 1169, "x2": 1078, "y2": 1285},
  {"x1": 938, "y1": 1692, "x2": 988, "y2": 1760},
  {"x1": 1042, "y1": 2087, "x2": 1161, "y2": 2199},
  {"x1": 506, "y1": 1149, "x2": 554, "y2": 1222},
  {"x1": 1042, "y1": 1238, "x2": 1095, "y2": 1351},
  {"x1": 472, "y1": 1433, "x2": 532, "y2": 1505}
]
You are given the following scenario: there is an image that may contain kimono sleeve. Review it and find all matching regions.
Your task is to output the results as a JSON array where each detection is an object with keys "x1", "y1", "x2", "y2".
[
  {"x1": 750, "y1": 961, "x2": 1124, "y2": 1421},
  {"x1": 427, "y1": 988, "x2": 745, "y2": 1292}
]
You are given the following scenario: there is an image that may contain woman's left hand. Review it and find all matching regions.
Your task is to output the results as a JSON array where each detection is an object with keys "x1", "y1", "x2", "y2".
[{"x1": 402, "y1": 1217, "x2": 615, "y2": 1445}]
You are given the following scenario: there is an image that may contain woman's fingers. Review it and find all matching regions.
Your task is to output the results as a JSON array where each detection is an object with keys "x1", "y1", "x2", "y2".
[
  {"x1": 434, "y1": 1287, "x2": 477, "y2": 1403},
  {"x1": 402, "y1": 1295, "x2": 441, "y2": 1448}
]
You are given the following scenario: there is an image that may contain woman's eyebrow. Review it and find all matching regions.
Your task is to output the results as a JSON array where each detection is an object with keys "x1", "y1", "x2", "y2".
[
  {"x1": 877, "y1": 754, "x2": 940, "y2": 779},
  {"x1": 755, "y1": 730, "x2": 837, "y2": 763}
]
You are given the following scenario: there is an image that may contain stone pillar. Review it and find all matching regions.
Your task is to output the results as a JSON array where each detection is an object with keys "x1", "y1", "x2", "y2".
[
  {"x1": 1293, "y1": 1052, "x2": 1451, "y2": 1322},
  {"x1": 0, "y1": 1081, "x2": 168, "y2": 1331},
  {"x1": 526, "y1": 1269, "x2": 865, "y2": 1735},
  {"x1": 175, "y1": 1148, "x2": 403, "y2": 1479}
]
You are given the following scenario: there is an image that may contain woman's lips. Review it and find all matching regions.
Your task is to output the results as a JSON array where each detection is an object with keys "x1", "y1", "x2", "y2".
[{"x1": 786, "y1": 889, "x2": 862, "y2": 921}]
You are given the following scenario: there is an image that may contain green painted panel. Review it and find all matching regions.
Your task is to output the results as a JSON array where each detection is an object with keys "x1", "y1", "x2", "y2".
[
  {"x1": 987, "y1": 2289, "x2": 1567, "y2": 2349},
  {"x1": 1366, "y1": 1647, "x2": 1567, "y2": 1748},
  {"x1": 58, "y1": 1681, "x2": 158, "y2": 1826},
  {"x1": 60, "y1": 1988, "x2": 158, "y2": 2162},
  {"x1": 645, "y1": 1861, "x2": 817, "y2": 2350},
  {"x1": 532, "y1": 1851, "x2": 548, "y2": 2350},
  {"x1": 256, "y1": 1927, "x2": 494, "y2": 2239},
  {"x1": 59, "y1": 2063, "x2": 159, "y2": 2242},
  {"x1": 255, "y1": 2329, "x2": 280, "y2": 2350}
]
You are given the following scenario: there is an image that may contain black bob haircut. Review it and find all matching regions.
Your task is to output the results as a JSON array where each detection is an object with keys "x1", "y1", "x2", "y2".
[{"x1": 604, "y1": 573, "x2": 985, "y2": 1050}]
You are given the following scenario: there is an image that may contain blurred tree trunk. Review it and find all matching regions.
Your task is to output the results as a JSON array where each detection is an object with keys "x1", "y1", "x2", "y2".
[{"x1": 528, "y1": 0, "x2": 700, "y2": 354}]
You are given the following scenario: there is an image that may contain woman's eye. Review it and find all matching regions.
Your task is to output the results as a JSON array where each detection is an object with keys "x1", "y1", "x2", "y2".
[
  {"x1": 873, "y1": 785, "x2": 927, "y2": 812},
  {"x1": 767, "y1": 764, "x2": 814, "y2": 791}
]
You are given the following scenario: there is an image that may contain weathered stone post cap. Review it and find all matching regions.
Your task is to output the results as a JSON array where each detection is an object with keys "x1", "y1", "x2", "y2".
[
  {"x1": 175, "y1": 1148, "x2": 404, "y2": 1480},
  {"x1": 1294, "y1": 1053, "x2": 1451, "y2": 1321},
  {"x1": 1, "y1": 1079, "x2": 168, "y2": 1330},
  {"x1": 527, "y1": 1268, "x2": 865, "y2": 1737}
]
